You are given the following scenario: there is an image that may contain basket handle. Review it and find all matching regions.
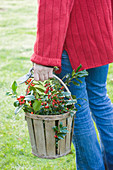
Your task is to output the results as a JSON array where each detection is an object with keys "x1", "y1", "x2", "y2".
[{"x1": 26, "y1": 73, "x2": 72, "y2": 100}]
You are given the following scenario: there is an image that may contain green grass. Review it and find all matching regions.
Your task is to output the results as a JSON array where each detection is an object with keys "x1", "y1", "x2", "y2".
[
  {"x1": 0, "y1": 0, "x2": 76, "y2": 169},
  {"x1": 0, "y1": 0, "x2": 113, "y2": 169}
]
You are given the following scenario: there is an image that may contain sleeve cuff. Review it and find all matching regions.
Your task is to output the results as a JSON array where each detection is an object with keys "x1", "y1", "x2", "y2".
[{"x1": 30, "y1": 53, "x2": 61, "y2": 67}]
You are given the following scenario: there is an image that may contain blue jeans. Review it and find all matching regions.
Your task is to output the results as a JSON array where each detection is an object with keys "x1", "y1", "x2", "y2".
[{"x1": 56, "y1": 50, "x2": 113, "y2": 170}]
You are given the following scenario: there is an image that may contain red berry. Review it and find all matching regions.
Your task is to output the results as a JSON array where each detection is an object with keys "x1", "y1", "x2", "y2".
[
  {"x1": 44, "y1": 83, "x2": 48, "y2": 87},
  {"x1": 50, "y1": 87, "x2": 53, "y2": 91},
  {"x1": 44, "y1": 89, "x2": 49, "y2": 94},
  {"x1": 52, "y1": 102, "x2": 55, "y2": 106},
  {"x1": 31, "y1": 83, "x2": 35, "y2": 86},
  {"x1": 54, "y1": 135, "x2": 58, "y2": 138},
  {"x1": 41, "y1": 103, "x2": 44, "y2": 105},
  {"x1": 45, "y1": 105, "x2": 49, "y2": 108},
  {"x1": 20, "y1": 96, "x2": 25, "y2": 98},
  {"x1": 27, "y1": 79, "x2": 32, "y2": 83},
  {"x1": 31, "y1": 112, "x2": 33, "y2": 114},
  {"x1": 60, "y1": 86, "x2": 64, "y2": 90}
]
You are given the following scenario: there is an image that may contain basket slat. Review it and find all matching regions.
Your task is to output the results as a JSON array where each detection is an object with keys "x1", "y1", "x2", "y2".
[
  {"x1": 33, "y1": 119, "x2": 46, "y2": 156},
  {"x1": 26, "y1": 117, "x2": 37, "y2": 155},
  {"x1": 66, "y1": 117, "x2": 72, "y2": 152},
  {"x1": 70, "y1": 117, "x2": 74, "y2": 146},
  {"x1": 45, "y1": 120, "x2": 56, "y2": 156},
  {"x1": 59, "y1": 119, "x2": 66, "y2": 155}
]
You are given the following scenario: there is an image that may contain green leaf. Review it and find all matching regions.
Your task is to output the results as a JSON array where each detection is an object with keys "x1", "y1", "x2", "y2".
[
  {"x1": 77, "y1": 103, "x2": 81, "y2": 107},
  {"x1": 11, "y1": 95, "x2": 17, "y2": 98},
  {"x1": 35, "y1": 84, "x2": 46, "y2": 91},
  {"x1": 75, "y1": 64, "x2": 82, "y2": 73},
  {"x1": 38, "y1": 81, "x2": 44, "y2": 86},
  {"x1": 36, "y1": 93, "x2": 39, "y2": 99},
  {"x1": 57, "y1": 136, "x2": 64, "y2": 140},
  {"x1": 36, "y1": 89, "x2": 45, "y2": 95},
  {"x1": 66, "y1": 99, "x2": 77, "y2": 105},
  {"x1": 75, "y1": 78, "x2": 83, "y2": 84},
  {"x1": 33, "y1": 100, "x2": 41, "y2": 112},
  {"x1": 29, "y1": 86, "x2": 36, "y2": 92},
  {"x1": 6, "y1": 92, "x2": 12, "y2": 96},
  {"x1": 61, "y1": 92, "x2": 71, "y2": 97},
  {"x1": 24, "y1": 95, "x2": 35, "y2": 101},
  {"x1": 53, "y1": 66, "x2": 59, "y2": 71},
  {"x1": 59, "y1": 122, "x2": 63, "y2": 128},
  {"x1": 72, "y1": 69, "x2": 75, "y2": 77},
  {"x1": 72, "y1": 81, "x2": 80, "y2": 86},
  {"x1": 76, "y1": 70, "x2": 88, "y2": 77},
  {"x1": 12, "y1": 81, "x2": 17, "y2": 94},
  {"x1": 61, "y1": 129, "x2": 69, "y2": 133},
  {"x1": 72, "y1": 95, "x2": 76, "y2": 99},
  {"x1": 52, "y1": 126, "x2": 58, "y2": 132},
  {"x1": 14, "y1": 100, "x2": 19, "y2": 107},
  {"x1": 15, "y1": 105, "x2": 24, "y2": 115}
]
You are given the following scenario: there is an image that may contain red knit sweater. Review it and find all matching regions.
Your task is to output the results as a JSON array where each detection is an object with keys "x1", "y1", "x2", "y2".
[{"x1": 31, "y1": 0, "x2": 113, "y2": 72}]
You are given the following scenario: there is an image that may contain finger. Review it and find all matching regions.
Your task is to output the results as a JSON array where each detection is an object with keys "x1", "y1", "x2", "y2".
[
  {"x1": 48, "y1": 69, "x2": 53, "y2": 78},
  {"x1": 34, "y1": 71, "x2": 39, "y2": 81},
  {"x1": 39, "y1": 73, "x2": 45, "y2": 82},
  {"x1": 44, "y1": 73, "x2": 49, "y2": 80}
]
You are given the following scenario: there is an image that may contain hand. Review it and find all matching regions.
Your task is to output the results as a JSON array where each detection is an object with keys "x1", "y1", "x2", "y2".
[{"x1": 33, "y1": 63, "x2": 54, "y2": 81}]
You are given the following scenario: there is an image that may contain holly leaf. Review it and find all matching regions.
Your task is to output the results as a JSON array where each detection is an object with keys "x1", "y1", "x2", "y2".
[
  {"x1": 15, "y1": 105, "x2": 24, "y2": 115},
  {"x1": 72, "y1": 69, "x2": 75, "y2": 77},
  {"x1": 75, "y1": 64, "x2": 82, "y2": 73},
  {"x1": 72, "y1": 81, "x2": 80, "y2": 86},
  {"x1": 52, "y1": 126, "x2": 59, "y2": 132},
  {"x1": 57, "y1": 135, "x2": 64, "y2": 140},
  {"x1": 72, "y1": 95, "x2": 76, "y2": 99},
  {"x1": 24, "y1": 95, "x2": 35, "y2": 101},
  {"x1": 14, "y1": 100, "x2": 19, "y2": 107},
  {"x1": 76, "y1": 70, "x2": 88, "y2": 77},
  {"x1": 59, "y1": 122, "x2": 63, "y2": 128},
  {"x1": 60, "y1": 129, "x2": 69, "y2": 133},
  {"x1": 36, "y1": 89, "x2": 45, "y2": 95},
  {"x1": 12, "y1": 81, "x2": 17, "y2": 94},
  {"x1": 6, "y1": 92, "x2": 12, "y2": 96},
  {"x1": 75, "y1": 78, "x2": 83, "y2": 84},
  {"x1": 33, "y1": 100, "x2": 41, "y2": 112},
  {"x1": 35, "y1": 84, "x2": 46, "y2": 91}
]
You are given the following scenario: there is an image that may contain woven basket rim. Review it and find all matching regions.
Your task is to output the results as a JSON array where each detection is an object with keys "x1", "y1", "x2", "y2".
[{"x1": 25, "y1": 111, "x2": 74, "y2": 120}]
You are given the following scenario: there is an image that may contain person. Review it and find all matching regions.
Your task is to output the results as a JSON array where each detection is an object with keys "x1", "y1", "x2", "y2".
[{"x1": 30, "y1": 0, "x2": 113, "y2": 169}]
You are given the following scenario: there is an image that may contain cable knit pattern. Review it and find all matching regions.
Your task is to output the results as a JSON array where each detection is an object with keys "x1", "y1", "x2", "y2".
[{"x1": 31, "y1": 0, "x2": 113, "y2": 72}]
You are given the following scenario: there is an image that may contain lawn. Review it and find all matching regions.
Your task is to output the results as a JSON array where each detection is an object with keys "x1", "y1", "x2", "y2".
[{"x1": 0, "y1": 0, "x2": 113, "y2": 170}]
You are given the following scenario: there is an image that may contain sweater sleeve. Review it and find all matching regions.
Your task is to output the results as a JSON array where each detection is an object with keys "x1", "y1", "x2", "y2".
[{"x1": 30, "y1": 0, "x2": 74, "y2": 67}]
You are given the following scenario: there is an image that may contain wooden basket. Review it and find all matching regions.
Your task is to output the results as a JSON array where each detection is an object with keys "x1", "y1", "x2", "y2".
[{"x1": 25, "y1": 74, "x2": 75, "y2": 159}]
